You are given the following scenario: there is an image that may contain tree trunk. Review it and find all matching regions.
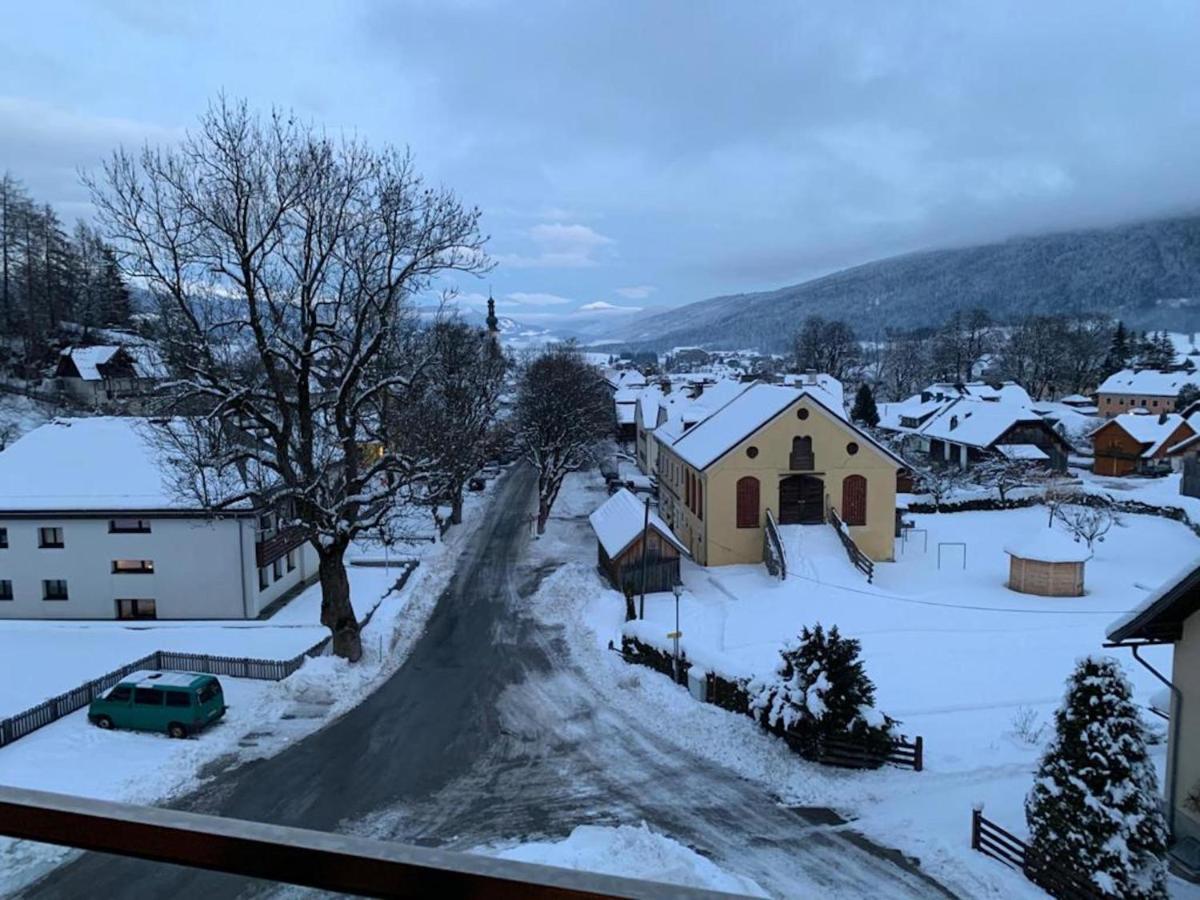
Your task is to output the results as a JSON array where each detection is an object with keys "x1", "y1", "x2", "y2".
[
  {"x1": 537, "y1": 497, "x2": 550, "y2": 535},
  {"x1": 451, "y1": 486, "x2": 463, "y2": 525},
  {"x1": 318, "y1": 544, "x2": 362, "y2": 662}
]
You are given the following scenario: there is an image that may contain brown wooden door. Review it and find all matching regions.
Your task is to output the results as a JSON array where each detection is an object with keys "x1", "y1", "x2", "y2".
[
  {"x1": 779, "y1": 475, "x2": 823, "y2": 524},
  {"x1": 842, "y1": 474, "x2": 867, "y2": 526},
  {"x1": 736, "y1": 476, "x2": 760, "y2": 528}
]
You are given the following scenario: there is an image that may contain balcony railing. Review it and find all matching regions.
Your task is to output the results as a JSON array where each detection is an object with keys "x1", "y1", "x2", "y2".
[{"x1": 0, "y1": 785, "x2": 750, "y2": 898}]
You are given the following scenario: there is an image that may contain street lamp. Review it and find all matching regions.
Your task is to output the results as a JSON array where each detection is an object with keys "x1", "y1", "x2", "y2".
[{"x1": 671, "y1": 582, "x2": 683, "y2": 683}]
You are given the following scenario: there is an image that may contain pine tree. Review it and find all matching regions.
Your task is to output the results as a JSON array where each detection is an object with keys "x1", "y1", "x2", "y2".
[
  {"x1": 1103, "y1": 321, "x2": 1129, "y2": 376},
  {"x1": 747, "y1": 624, "x2": 892, "y2": 760},
  {"x1": 1025, "y1": 657, "x2": 1168, "y2": 900},
  {"x1": 850, "y1": 383, "x2": 880, "y2": 427}
]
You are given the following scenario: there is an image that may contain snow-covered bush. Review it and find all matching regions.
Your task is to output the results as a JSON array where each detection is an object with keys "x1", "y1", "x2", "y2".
[
  {"x1": 1025, "y1": 656, "x2": 1168, "y2": 900},
  {"x1": 747, "y1": 624, "x2": 892, "y2": 759},
  {"x1": 1008, "y1": 706, "x2": 1047, "y2": 746}
]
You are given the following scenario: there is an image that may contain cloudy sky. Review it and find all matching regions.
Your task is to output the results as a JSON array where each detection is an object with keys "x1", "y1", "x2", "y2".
[{"x1": 3, "y1": 1, "x2": 1199, "y2": 325}]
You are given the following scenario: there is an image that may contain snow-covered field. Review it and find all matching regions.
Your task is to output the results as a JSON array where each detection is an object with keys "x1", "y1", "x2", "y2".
[
  {"x1": 0, "y1": 479, "x2": 501, "y2": 894},
  {"x1": 530, "y1": 468, "x2": 1200, "y2": 898}
]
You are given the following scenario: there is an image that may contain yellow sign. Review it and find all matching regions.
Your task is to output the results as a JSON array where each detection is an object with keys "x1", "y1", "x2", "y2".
[{"x1": 667, "y1": 631, "x2": 682, "y2": 639}]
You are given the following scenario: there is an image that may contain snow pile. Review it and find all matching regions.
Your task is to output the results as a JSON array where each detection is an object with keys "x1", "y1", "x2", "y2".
[{"x1": 483, "y1": 823, "x2": 767, "y2": 897}]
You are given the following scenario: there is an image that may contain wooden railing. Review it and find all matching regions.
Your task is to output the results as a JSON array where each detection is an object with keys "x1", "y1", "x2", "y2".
[
  {"x1": 827, "y1": 508, "x2": 874, "y2": 583},
  {"x1": 970, "y1": 807, "x2": 1101, "y2": 900},
  {"x1": 763, "y1": 508, "x2": 787, "y2": 580}
]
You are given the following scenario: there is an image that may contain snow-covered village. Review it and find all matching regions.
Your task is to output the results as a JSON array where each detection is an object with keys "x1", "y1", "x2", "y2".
[{"x1": 3, "y1": 4, "x2": 1200, "y2": 899}]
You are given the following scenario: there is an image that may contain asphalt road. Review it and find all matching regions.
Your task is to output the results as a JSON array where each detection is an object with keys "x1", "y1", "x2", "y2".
[{"x1": 24, "y1": 466, "x2": 955, "y2": 899}]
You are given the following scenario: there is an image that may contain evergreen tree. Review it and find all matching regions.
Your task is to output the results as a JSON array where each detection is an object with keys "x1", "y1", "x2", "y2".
[
  {"x1": 1176, "y1": 383, "x2": 1200, "y2": 413},
  {"x1": 747, "y1": 624, "x2": 892, "y2": 760},
  {"x1": 1104, "y1": 320, "x2": 1130, "y2": 375},
  {"x1": 850, "y1": 383, "x2": 880, "y2": 427},
  {"x1": 1025, "y1": 657, "x2": 1168, "y2": 900}
]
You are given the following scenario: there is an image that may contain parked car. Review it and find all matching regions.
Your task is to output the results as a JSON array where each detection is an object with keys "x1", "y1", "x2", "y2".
[{"x1": 87, "y1": 671, "x2": 226, "y2": 738}]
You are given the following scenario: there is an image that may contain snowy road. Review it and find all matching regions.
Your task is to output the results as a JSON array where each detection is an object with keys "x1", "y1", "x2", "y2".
[{"x1": 24, "y1": 466, "x2": 954, "y2": 898}]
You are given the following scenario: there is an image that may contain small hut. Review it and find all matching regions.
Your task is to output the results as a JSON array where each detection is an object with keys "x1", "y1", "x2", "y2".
[
  {"x1": 1004, "y1": 533, "x2": 1090, "y2": 597},
  {"x1": 589, "y1": 489, "x2": 688, "y2": 595}
]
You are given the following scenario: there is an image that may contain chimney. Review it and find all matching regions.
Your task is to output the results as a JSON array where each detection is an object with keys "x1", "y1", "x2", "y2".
[{"x1": 1160, "y1": 412, "x2": 1169, "y2": 425}]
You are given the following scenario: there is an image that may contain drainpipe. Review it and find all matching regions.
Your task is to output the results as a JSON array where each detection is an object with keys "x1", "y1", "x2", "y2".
[
  {"x1": 238, "y1": 518, "x2": 250, "y2": 620},
  {"x1": 1130, "y1": 644, "x2": 1182, "y2": 840}
]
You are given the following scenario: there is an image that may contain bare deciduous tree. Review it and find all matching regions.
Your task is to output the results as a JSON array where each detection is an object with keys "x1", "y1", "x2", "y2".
[
  {"x1": 87, "y1": 98, "x2": 489, "y2": 661},
  {"x1": 974, "y1": 454, "x2": 1039, "y2": 502},
  {"x1": 916, "y1": 463, "x2": 967, "y2": 511},
  {"x1": 1054, "y1": 502, "x2": 1119, "y2": 550},
  {"x1": 514, "y1": 345, "x2": 613, "y2": 534}
]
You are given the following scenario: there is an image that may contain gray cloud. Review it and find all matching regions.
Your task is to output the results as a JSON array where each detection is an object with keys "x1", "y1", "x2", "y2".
[{"x1": 2, "y1": 0, "x2": 1199, "y2": 313}]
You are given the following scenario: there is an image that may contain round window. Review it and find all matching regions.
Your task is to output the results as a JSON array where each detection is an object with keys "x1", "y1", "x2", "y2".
[
  {"x1": 746, "y1": 446, "x2": 759, "y2": 459},
  {"x1": 797, "y1": 408, "x2": 810, "y2": 420},
  {"x1": 847, "y1": 441, "x2": 859, "y2": 456}
]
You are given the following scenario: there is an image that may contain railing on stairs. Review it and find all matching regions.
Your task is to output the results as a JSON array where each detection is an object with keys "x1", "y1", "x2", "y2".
[
  {"x1": 827, "y1": 507, "x2": 874, "y2": 583},
  {"x1": 763, "y1": 508, "x2": 787, "y2": 580}
]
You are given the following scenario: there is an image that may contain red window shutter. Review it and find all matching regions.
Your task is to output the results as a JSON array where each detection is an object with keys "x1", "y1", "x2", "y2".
[
  {"x1": 736, "y1": 477, "x2": 760, "y2": 528},
  {"x1": 842, "y1": 475, "x2": 867, "y2": 526}
]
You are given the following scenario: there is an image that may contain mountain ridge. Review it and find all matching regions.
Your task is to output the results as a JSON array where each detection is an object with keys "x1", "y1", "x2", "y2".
[{"x1": 616, "y1": 214, "x2": 1200, "y2": 351}]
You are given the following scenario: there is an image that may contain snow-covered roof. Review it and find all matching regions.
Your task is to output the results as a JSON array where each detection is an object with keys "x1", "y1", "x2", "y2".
[
  {"x1": 589, "y1": 488, "x2": 687, "y2": 559},
  {"x1": 1095, "y1": 412, "x2": 1193, "y2": 456},
  {"x1": 1167, "y1": 431, "x2": 1200, "y2": 456},
  {"x1": 0, "y1": 418, "x2": 203, "y2": 512},
  {"x1": 121, "y1": 670, "x2": 206, "y2": 688},
  {"x1": 668, "y1": 383, "x2": 901, "y2": 470},
  {"x1": 1060, "y1": 394, "x2": 1092, "y2": 405},
  {"x1": 780, "y1": 372, "x2": 845, "y2": 411},
  {"x1": 877, "y1": 396, "x2": 944, "y2": 433},
  {"x1": 61, "y1": 346, "x2": 122, "y2": 380},
  {"x1": 919, "y1": 398, "x2": 1050, "y2": 449},
  {"x1": 1004, "y1": 530, "x2": 1092, "y2": 563},
  {"x1": 921, "y1": 381, "x2": 1032, "y2": 406},
  {"x1": 613, "y1": 387, "x2": 642, "y2": 404},
  {"x1": 616, "y1": 404, "x2": 637, "y2": 425},
  {"x1": 1097, "y1": 369, "x2": 1199, "y2": 398},
  {"x1": 996, "y1": 444, "x2": 1049, "y2": 460},
  {"x1": 1108, "y1": 554, "x2": 1200, "y2": 642}
]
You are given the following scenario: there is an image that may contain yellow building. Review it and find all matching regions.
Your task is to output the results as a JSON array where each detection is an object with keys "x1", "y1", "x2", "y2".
[{"x1": 654, "y1": 383, "x2": 901, "y2": 567}]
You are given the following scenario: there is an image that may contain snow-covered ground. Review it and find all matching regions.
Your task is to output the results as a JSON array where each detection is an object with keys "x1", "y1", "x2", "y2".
[
  {"x1": 0, "y1": 393, "x2": 58, "y2": 446},
  {"x1": 0, "y1": 477, "x2": 503, "y2": 894},
  {"x1": 529, "y1": 468, "x2": 1200, "y2": 897},
  {"x1": 477, "y1": 823, "x2": 768, "y2": 897}
]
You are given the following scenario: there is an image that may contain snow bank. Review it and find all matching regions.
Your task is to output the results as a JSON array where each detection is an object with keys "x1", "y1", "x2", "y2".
[{"x1": 482, "y1": 823, "x2": 767, "y2": 897}]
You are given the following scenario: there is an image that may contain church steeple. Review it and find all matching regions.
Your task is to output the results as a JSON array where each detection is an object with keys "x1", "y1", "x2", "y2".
[{"x1": 485, "y1": 291, "x2": 500, "y2": 339}]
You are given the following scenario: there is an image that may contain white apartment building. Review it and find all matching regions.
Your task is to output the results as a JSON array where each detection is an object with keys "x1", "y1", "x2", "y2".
[{"x1": 0, "y1": 418, "x2": 316, "y2": 620}]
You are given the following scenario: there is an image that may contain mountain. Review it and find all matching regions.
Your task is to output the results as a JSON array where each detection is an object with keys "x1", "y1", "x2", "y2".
[{"x1": 617, "y1": 215, "x2": 1200, "y2": 352}]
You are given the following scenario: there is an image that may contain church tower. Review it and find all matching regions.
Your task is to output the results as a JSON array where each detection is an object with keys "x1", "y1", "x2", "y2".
[{"x1": 485, "y1": 292, "x2": 500, "y2": 343}]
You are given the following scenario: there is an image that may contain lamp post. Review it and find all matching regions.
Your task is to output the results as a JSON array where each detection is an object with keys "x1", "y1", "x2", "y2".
[{"x1": 672, "y1": 582, "x2": 682, "y2": 683}]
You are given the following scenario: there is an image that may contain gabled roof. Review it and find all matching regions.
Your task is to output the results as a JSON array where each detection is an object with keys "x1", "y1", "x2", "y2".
[
  {"x1": 1092, "y1": 412, "x2": 1193, "y2": 457},
  {"x1": 589, "y1": 488, "x2": 687, "y2": 559},
  {"x1": 59, "y1": 344, "x2": 166, "y2": 381},
  {"x1": 60, "y1": 345, "x2": 123, "y2": 380},
  {"x1": 666, "y1": 383, "x2": 902, "y2": 471},
  {"x1": 918, "y1": 397, "x2": 1056, "y2": 450},
  {"x1": 1097, "y1": 368, "x2": 1199, "y2": 397},
  {"x1": 1108, "y1": 555, "x2": 1200, "y2": 643}
]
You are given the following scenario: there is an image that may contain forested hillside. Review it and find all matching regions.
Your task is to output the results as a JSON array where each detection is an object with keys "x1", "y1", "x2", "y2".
[{"x1": 618, "y1": 215, "x2": 1200, "y2": 351}]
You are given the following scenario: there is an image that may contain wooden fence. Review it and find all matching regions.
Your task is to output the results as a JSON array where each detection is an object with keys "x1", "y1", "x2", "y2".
[
  {"x1": 827, "y1": 508, "x2": 874, "y2": 582},
  {"x1": 619, "y1": 635, "x2": 923, "y2": 772},
  {"x1": 970, "y1": 807, "x2": 1101, "y2": 900},
  {"x1": 0, "y1": 559, "x2": 420, "y2": 750}
]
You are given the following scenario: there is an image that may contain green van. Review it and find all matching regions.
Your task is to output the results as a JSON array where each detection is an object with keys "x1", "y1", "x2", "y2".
[{"x1": 87, "y1": 671, "x2": 226, "y2": 738}]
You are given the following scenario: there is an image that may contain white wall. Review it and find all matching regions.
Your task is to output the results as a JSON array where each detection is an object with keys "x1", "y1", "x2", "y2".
[{"x1": 0, "y1": 515, "x2": 315, "y2": 619}]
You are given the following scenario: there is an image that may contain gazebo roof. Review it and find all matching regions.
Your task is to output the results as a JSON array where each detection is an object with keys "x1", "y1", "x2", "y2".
[{"x1": 1004, "y1": 530, "x2": 1091, "y2": 564}]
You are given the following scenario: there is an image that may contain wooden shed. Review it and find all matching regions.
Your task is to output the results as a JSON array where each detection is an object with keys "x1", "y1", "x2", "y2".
[
  {"x1": 589, "y1": 488, "x2": 688, "y2": 595},
  {"x1": 1004, "y1": 533, "x2": 1090, "y2": 597}
]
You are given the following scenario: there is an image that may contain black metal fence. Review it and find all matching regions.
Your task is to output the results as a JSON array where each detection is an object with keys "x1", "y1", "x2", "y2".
[
  {"x1": 763, "y1": 509, "x2": 787, "y2": 580},
  {"x1": 619, "y1": 635, "x2": 924, "y2": 772},
  {"x1": 970, "y1": 807, "x2": 1101, "y2": 900},
  {"x1": 827, "y1": 508, "x2": 874, "y2": 582}
]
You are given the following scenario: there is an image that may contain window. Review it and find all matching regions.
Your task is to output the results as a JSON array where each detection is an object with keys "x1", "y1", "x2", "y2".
[
  {"x1": 134, "y1": 688, "x2": 163, "y2": 706},
  {"x1": 286, "y1": 549, "x2": 296, "y2": 572},
  {"x1": 790, "y1": 436, "x2": 814, "y2": 470},
  {"x1": 112, "y1": 559, "x2": 155, "y2": 574},
  {"x1": 259, "y1": 567, "x2": 269, "y2": 591},
  {"x1": 109, "y1": 518, "x2": 151, "y2": 534},
  {"x1": 745, "y1": 446, "x2": 759, "y2": 459},
  {"x1": 42, "y1": 579, "x2": 69, "y2": 601},
  {"x1": 258, "y1": 512, "x2": 275, "y2": 534},
  {"x1": 38, "y1": 527, "x2": 64, "y2": 549},
  {"x1": 273, "y1": 558, "x2": 283, "y2": 582},
  {"x1": 685, "y1": 471, "x2": 692, "y2": 509},
  {"x1": 846, "y1": 441, "x2": 860, "y2": 456},
  {"x1": 736, "y1": 477, "x2": 760, "y2": 529},
  {"x1": 198, "y1": 681, "x2": 221, "y2": 704},
  {"x1": 116, "y1": 598, "x2": 157, "y2": 620},
  {"x1": 797, "y1": 407, "x2": 810, "y2": 420},
  {"x1": 165, "y1": 691, "x2": 192, "y2": 708},
  {"x1": 0, "y1": 527, "x2": 6, "y2": 548},
  {"x1": 0, "y1": 580, "x2": 11, "y2": 601},
  {"x1": 106, "y1": 685, "x2": 132, "y2": 703},
  {"x1": 696, "y1": 480, "x2": 703, "y2": 520},
  {"x1": 842, "y1": 475, "x2": 868, "y2": 527}
]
